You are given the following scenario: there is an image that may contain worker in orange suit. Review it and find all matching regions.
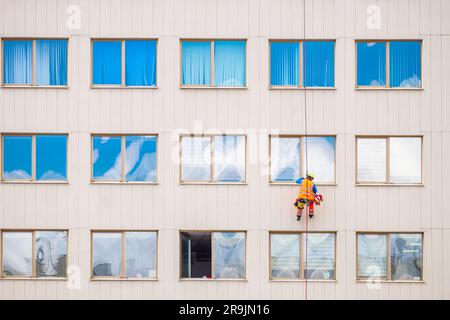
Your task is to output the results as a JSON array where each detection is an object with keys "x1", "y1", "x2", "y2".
[{"x1": 293, "y1": 173, "x2": 318, "y2": 221}]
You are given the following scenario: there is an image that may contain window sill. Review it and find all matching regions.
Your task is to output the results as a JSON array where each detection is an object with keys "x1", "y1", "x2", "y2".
[
  {"x1": 90, "y1": 181, "x2": 159, "y2": 185},
  {"x1": 179, "y1": 181, "x2": 247, "y2": 186},
  {"x1": 355, "y1": 86, "x2": 423, "y2": 91},
  {"x1": 1, "y1": 85, "x2": 69, "y2": 89},
  {"x1": 269, "y1": 182, "x2": 336, "y2": 186},
  {"x1": 90, "y1": 85, "x2": 158, "y2": 89},
  {"x1": 90, "y1": 277, "x2": 158, "y2": 281},
  {"x1": 1, "y1": 180, "x2": 69, "y2": 184},
  {"x1": 269, "y1": 279, "x2": 337, "y2": 283},
  {"x1": 179, "y1": 86, "x2": 248, "y2": 90},
  {"x1": 179, "y1": 278, "x2": 247, "y2": 282},
  {"x1": 356, "y1": 183, "x2": 424, "y2": 187},
  {"x1": 357, "y1": 279, "x2": 424, "y2": 284},
  {"x1": 269, "y1": 86, "x2": 336, "y2": 90},
  {"x1": 1, "y1": 277, "x2": 68, "y2": 281}
]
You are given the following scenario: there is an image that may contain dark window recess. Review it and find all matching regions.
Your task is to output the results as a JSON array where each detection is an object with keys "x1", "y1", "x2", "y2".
[{"x1": 181, "y1": 232, "x2": 212, "y2": 278}]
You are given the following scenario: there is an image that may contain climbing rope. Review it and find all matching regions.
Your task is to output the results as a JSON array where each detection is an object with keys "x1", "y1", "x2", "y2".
[{"x1": 303, "y1": 0, "x2": 309, "y2": 301}]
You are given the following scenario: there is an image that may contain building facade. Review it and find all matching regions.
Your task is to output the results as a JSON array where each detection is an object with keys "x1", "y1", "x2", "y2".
[{"x1": 0, "y1": 0, "x2": 449, "y2": 299}]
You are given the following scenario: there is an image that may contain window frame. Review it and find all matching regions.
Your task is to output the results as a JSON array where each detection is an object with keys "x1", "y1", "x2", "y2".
[
  {"x1": 269, "y1": 134, "x2": 337, "y2": 185},
  {"x1": 90, "y1": 133, "x2": 158, "y2": 184},
  {"x1": 0, "y1": 229, "x2": 69, "y2": 280},
  {"x1": 90, "y1": 230, "x2": 159, "y2": 281},
  {"x1": 1, "y1": 37, "x2": 69, "y2": 88},
  {"x1": 355, "y1": 135, "x2": 423, "y2": 185},
  {"x1": 90, "y1": 38, "x2": 158, "y2": 89},
  {"x1": 269, "y1": 231, "x2": 337, "y2": 281},
  {"x1": 355, "y1": 39, "x2": 423, "y2": 90},
  {"x1": 179, "y1": 230, "x2": 247, "y2": 281},
  {"x1": 1, "y1": 133, "x2": 69, "y2": 184},
  {"x1": 179, "y1": 39, "x2": 248, "y2": 89},
  {"x1": 268, "y1": 39, "x2": 336, "y2": 90},
  {"x1": 356, "y1": 231, "x2": 424, "y2": 282},
  {"x1": 179, "y1": 134, "x2": 247, "y2": 185}
]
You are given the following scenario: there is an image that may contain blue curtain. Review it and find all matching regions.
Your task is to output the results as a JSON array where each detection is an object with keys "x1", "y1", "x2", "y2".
[
  {"x1": 181, "y1": 41, "x2": 211, "y2": 85},
  {"x1": 389, "y1": 41, "x2": 421, "y2": 88},
  {"x1": 3, "y1": 40, "x2": 32, "y2": 84},
  {"x1": 36, "y1": 40, "x2": 68, "y2": 86},
  {"x1": 357, "y1": 42, "x2": 386, "y2": 86},
  {"x1": 270, "y1": 42, "x2": 299, "y2": 86},
  {"x1": 303, "y1": 41, "x2": 335, "y2": 87},
  {"x1": 93, "y1": 41, "x2": 122, "y2": 85},
  {"x1": 214, "y1": 40, "x2": 246, "y2": 87},
  {"x1": 125, "y1": 40, "x2": 157, "y2": 86}
]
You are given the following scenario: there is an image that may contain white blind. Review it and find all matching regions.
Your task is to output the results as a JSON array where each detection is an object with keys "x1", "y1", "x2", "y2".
[
  {"x1": 270, "y1": 234, "x2": 300, "y2": 279},
  {"x1": 357, "y1": 138, "x2": 386, "y2": 183},
  {"x1": 303, "y1": 233, "x2": 335, "y2": 279},
  {"x1": 389, "y1": 137, "x2": 421, "y2": 183}
]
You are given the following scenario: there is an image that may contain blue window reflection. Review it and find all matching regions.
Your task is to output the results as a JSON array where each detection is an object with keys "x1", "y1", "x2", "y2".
[
  {"x1": 214, "y1": 41, "x2": 246, "y2": 87},
  {"x1": 125, "y1": 136, "x2": 157, "y2": 182},
  {"x1": 92, "y1": 136, "x2": 122, "y2": 181},
  {"x1": 92, "y1": 41, "x2": 122, "y2": 85},
  {"x1": 3, "y1": 40, "x2": 32, "y2": 85},
  {"x1": 303, "y1": 41, "x2": 335, "y2": 87},
  {"x1": 181, "y1": 41, "x2": 211, "y2": 85},
  {"x1": 389, "y1": 41, "x2": 421, "y2": 88},
  {"x1": 2, "y1": 136, "x2": 32, "y2": 180},
  {"x1": 125, "y1": 40, "x2": 157, "y2": 86},
  {"x1": 36, "y1": 40, "x2": 68, "y2": 86},
  {"x1": 357, "y1": 42, "x2": 386, "y2": 86},
  {"x1": 270, "y1": 42, "x2": 299, "y2": 86},
  {"x1": 36, "y1": 135, "x2": 67, "y2": 181}
]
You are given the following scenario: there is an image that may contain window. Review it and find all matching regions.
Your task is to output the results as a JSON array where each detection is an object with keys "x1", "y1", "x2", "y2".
[
  {"x1": 356, "y1": 40, "x2": 421, "y2": 88},
  {"x1": 270, "y1": 40, "x2": 335, "y2": 88},
  {"x1": 180, "y1": 231, "x2": 246, "y2": 279},
  {"x1": 181, "y1": 40, "x2": 246, "y2": 87},
  {"x1": 356, "y1": 136, "x2": 422, "y2": 184},
  {"x1": 270, "y1": 135, "x2": 336, "y2": 184},
  {"x1": 2, "y1": 39, "x2": 68, "y2": 86},
  {"x1": 180, "y1": 135, "x2": 246, "y2": 183},
  {"x1": 91, "y1": 134, "x2": 157, "y2": 183},
  {"x1": 270, "y1": 232, "x2": 336, "y2": 280},
  {"x1": 357, "y1": 233, "x2": 423, "y2": 281},
  {"x1": 91, "y1": 231, "x2": 157, "y2": 279},
  {"x1": 92, "y1": 39, "x2": 157, "y2": 87},
  {"x1": 1, "y1": 134, "x2": 68, "y2": 182},
  {"x1": 1, "y1": 230, "x2": 68, "y2": 278}
]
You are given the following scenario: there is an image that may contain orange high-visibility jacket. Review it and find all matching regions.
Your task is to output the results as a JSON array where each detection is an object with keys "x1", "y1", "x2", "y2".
[{"x1": 297, "y1": 178, "x2": 316, "y2": 201}]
